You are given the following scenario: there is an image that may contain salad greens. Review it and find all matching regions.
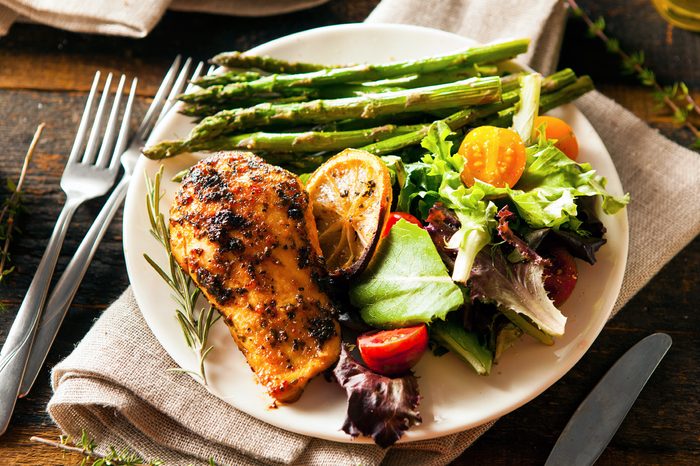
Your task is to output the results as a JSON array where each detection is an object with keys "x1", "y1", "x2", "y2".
[
  {"x1": 349, "y1": 219, "x2": 464, "y2": 328},
  {"x1": 431, "y1": 320, "x2": 493, "y2": 375},
  {"x1": 480, "y1": 143, "x2": 630, "y2": 230},
  {"x1": 333, "y1": 346, "x2": 421, "y2": 448},
  {"x1": 511, "y1": 73, "x2": 542, "y2": 144},
  {"x1": 352, "y1": 114, "x2": 627, "y2": 345},
  {"x1": 396, "y1": 121, "x2": 499, "y2": 284},
  {"x1": 470, "y1": 248, "x2": 566, "y2": 337}
]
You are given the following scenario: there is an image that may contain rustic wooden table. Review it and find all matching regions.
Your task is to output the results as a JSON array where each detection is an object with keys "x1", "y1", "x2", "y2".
[{"x1": 0, "y1": 0, "x2": 698, "y2": 464}]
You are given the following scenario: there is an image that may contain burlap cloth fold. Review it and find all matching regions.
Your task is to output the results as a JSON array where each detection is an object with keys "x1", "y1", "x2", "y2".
[{"x1": 48, "y1": 0, "x2": 700, "y2": 464}]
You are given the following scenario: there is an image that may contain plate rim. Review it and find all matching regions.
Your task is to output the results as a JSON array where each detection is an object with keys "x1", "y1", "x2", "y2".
[{"x1": 123, "y1": 23, "x2": 629, "y2": 443}]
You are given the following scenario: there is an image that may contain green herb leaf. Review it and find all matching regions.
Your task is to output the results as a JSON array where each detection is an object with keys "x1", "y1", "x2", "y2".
[
  {"x1": 144, "y1": 166, "x2": 219, "y2": 385},
  {"x1": 349, "y1": 219, "x2": 464, "y2": 328}
]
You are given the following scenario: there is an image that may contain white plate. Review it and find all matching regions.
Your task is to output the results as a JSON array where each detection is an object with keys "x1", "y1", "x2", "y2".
[{"x1": 123, "y1": 23, "x2": 629, "y2": 443}]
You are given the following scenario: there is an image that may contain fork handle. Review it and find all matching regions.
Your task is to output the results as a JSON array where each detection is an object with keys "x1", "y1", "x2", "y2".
[
  {"x1": 18, "y1": 174, "x2": 132, "y2": 398},
  {"x1": 0, "y1": 198, "x2": 81, "y2": 436}
]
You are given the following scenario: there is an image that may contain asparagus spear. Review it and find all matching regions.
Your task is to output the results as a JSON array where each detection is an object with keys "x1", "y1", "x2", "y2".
[
  {"x1": 167, "y1": 124, "x2": 425, "y2": 154},
  {"x1": 360, "y1": 91, "x2": 520, "y2": 155},
  {"x1": 181, "y1": 83, "x2": 320, "y2": 104},
  {"x1": 357, "y1": 64, "x2": 500, "y2": 90},
  {"x1": 192, "y1": 71, "x2": 262, "y2": 88},
  {"x1": 210, "y1": 51, "x2": 335, "y2": 73},
  {"x1": 192, "y1": 64, "x2": 498, "y2": 97},
  {"x1": 143, "y1": 76, "x2": 502, "y2": 158},
  {"x1": 183, "y1": 39, "x2": 529, "y2": 102},
  {"x1": 311, "y1": 67, "x2": 504, "y2": 100},
  {"x1": 179, "y1": 94, "x2": 315, "y2": 118},
  {"x1": 181, "y1": 72, "x2": 480, "y2": 114}
]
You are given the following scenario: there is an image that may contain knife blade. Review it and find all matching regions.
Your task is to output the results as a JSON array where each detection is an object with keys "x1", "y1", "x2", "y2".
[{"x1": 545, "y1": 332, "x2": 672, "y2": 466}]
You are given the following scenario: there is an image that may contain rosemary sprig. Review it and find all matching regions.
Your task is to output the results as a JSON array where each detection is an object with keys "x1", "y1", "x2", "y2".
[
  {"x1": 565, "y1": 0, "x2": 700, "y2": 150},
  {"x1": 31, "y1": 430, "x2": 163, "y2": 466},
  {"x1": 0, "y1": 123, "x2": 44, "y2": 287},
  {"x1": 143, "y1": 166, "x2": 220, "y2": 386}
]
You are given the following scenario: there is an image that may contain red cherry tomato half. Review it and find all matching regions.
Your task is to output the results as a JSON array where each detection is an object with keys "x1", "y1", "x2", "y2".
[
  {"x1": 543, "y1": 246, "x2": 578, "y2": 307},
  {"x1": 357, "y1": 324, "x2": 429, "y2": 376},
  {"x1": 382, "y1": 212, "x2": 423, "y2": 238}
]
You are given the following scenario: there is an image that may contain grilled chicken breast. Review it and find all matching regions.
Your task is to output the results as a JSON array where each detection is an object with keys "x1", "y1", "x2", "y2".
[{"x1": 169, "y1": 151, "x2": 341, "y2": 403}]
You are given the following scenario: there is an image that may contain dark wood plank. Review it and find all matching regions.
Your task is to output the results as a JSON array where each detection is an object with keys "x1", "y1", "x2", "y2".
[{"x1": 1, "y1": 425, "x2": 84, "y2": 465}]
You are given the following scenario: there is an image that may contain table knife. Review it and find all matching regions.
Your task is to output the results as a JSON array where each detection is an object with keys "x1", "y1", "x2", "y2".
[{"x1": 545, "y1": 332, "x2": 672, "y2": 466}]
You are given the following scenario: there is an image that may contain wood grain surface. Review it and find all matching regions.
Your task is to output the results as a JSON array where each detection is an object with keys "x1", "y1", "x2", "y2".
[{"x1": 0, "y1": 0, "x2": 698, "y2": 464}]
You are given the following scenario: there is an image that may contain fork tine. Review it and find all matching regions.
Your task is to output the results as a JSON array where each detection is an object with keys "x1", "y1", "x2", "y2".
[
  {"x1": 95, "y1": 74, "x2": 126, "y2": 169},
  {"x1": 155, "y1": 59, "x2": 206, "y2": 128},
  {"x1": 153, "y1": 57, "x2": 193, "y2": 128},
  {"x1": 109, "y1": 77, "x2": 138, "y2": 171},
  {"x1": 135, "y1": 56, "x2": 182, "y2": 141},
  {"x1": 207, "y1": 64, "x2": 217, "y2": 75},
  {"x1": 81, "y1": 72, "x2": 113, "y2": 165},
  {"x1": 67, "y1": 72, "x2": 101, "y2": 164},
  {"x1": 184, "y1": 61, "x2": 205, "y2": 94}
]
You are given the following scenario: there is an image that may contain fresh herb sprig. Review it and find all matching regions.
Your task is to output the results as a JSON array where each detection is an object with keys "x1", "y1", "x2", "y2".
[
  {"x1": 0, "y1": 123, "x2": 44, "y2": 287},
  {"x1": 565, "y1": 0, "x2": 700, "y2": 149},
  {"x1": 143, "y1": 166, "x2": 220, "y2": 385},
  {"x1": 31, "y1": 430, "x2": 163, "y2": 466}
]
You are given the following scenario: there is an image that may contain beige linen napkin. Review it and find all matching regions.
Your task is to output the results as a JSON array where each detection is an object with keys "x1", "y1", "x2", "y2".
[
  {"x1": 48, "y1": 0, "x2": 700, "y2": 465},
  {"x1": 0, "y1": 0, "x2": 328, "y2": 38}
]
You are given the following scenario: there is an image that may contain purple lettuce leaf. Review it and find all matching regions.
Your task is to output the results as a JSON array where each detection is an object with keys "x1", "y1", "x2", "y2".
[
  {"x1": 521, "y1": 197, "x2": 607, "y2": 265},
  {"x1": 425, "y1": 202, "x2": 460, "y2": 268},
  {"x1": 332, "y1": 346, "x2": 421, "y2": 448},
  {"x1": 496, "y1": 206, "x2": 549, "y2": 265},
  {"x1": 470, "y1": 249, "x2": 566, "y2": 337}
]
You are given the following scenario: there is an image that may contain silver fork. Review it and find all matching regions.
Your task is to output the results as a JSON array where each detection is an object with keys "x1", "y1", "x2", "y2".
[
  {"x1": 17, "y1": 57, "x2": 205, "y2": 398},
  {"x1": 0, "y1": 72, "x2": 137, "y2": 435}
]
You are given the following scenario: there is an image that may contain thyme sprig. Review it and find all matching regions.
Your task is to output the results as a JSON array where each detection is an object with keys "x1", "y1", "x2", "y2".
[
  {"x1": 565, "y1": 0, "x2": 700, "y2": 150},
  {"x1": 31, "y1": 430, "x2": 163, "y2": 466},
  {"x1": 0, "y1": 123, "x2": 44, "y2": 287},
  {"x1": 143, "y1": 166, "x2": 220, "y2": 386}
]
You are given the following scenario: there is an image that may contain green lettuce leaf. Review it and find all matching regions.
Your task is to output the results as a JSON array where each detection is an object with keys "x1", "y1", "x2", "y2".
[
  {"x1": 431, "y1": 320, "x2": 493, "y2": 375},
  {"x1": 511, "y1": 73, "x2": 542, "y2": 145},
  {"x1": 475, "y1": 143, "x2": 630, "y2": 230},
  {"x1": 349, "y1": 219, "x2": 464, "y2": 328},
  {"x1": 440, "y1": 183, "x2": 497, "y2": 283}
]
